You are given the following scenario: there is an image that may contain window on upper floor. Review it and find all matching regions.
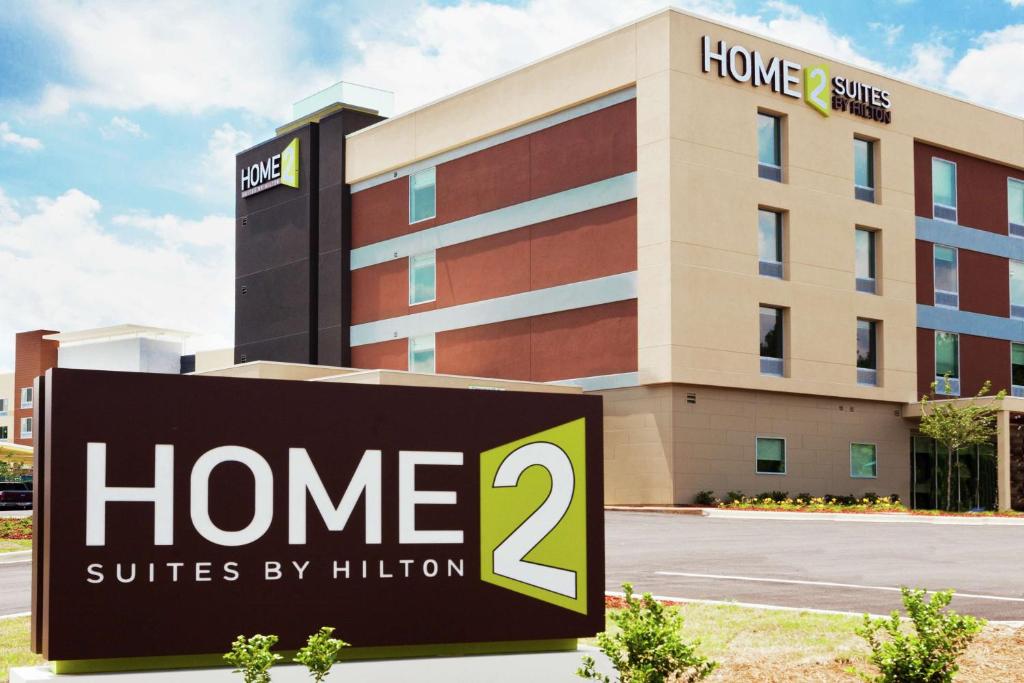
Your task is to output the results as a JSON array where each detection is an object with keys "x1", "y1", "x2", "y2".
[
  {"x1": 756, "y1": 437, "x2": 786, "y2": 475},
  {"x1": 20, "y1": 417, "x2": 32, "y2": 440},
  {"x1": 757, "y1": 113, "x2": 782, "y2": 182},
  {"x1": 1011, "y1": 260, "x2": 1024, "y2": 320},
  {"x1": 408, "y1": 334, "x2": 435, "y2": 374},
  {"x1": 409, "y1": 167, "x2": 436, "y2": 224},
  {"x1": 759, "y1": 306, "x2": 784, "y2": 376},
  {"x1": 758, "y1": 209, "x2": 783, "y2": 278},
  {"x1": 1012, "y1": 343, "x2": 1024, "y2": 398},
  {"x1": 1010, "y1": 178, "x2": 1024, "y2": 238},
  {"x1": 856, "y1": 319, "x2": 878, "y2": 386},
  {"x1": 409, "y1": 251, "x2": 436, "y2": 306},
  {"x1": 933, "y1": 245, "x2": 959, "y2": 308},
  {"x1": 935, "y1": 331, "x2": 960, "y2": 396},
  {"x1": 855, "y1": 228, "x2": 877, "y2": 294},
  {"x1": 19, "y1": 387, "x2": 31, "y2": 409},
  {"x1": 932, "y1": 158, "x2": 957, "y2": 223},
  {"x1": 851, "y1": 443, "x2": 878, "y2": 478},
  {"x1": 854, "y1": 137, "x2": 876, "y2": 203}
]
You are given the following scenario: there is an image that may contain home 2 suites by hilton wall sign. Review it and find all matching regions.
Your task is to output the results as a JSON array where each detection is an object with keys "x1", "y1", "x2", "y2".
[
  {"x1": 701, "y1": 35, "x2": 893, "y2": 124},
  {"x1": 239, "y1": 137, "x2": 299, "y2": 197},
  {"x1": 32, "y1": 369, "x2": 603, "y2": 666}
]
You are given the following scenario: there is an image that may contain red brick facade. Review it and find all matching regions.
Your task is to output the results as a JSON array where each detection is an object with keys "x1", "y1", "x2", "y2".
[{"x1": 13, "y1": 330, "x2": 58, "y2": 446}]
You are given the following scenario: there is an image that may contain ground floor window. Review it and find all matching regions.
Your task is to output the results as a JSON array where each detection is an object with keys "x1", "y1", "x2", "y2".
[
  {"x1": 756, "y1": 437, "x2": 786, "y2": 474},
  {"x1": 911, "y1": 436, "x2": 996, "y2": 511},
  {"x1": 850, "y1": 443, "x2": 877, "y2": 478}
]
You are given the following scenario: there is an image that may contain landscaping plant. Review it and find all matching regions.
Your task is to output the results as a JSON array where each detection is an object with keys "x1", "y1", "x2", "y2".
[
  {"x1": 693, "y1": 490, "x2": 716, "y2": 506},
  {"x1": 918, "y1": 376, "x2": 1003, "y2": 511},
  {"x1": 295, "y1": 626, "x2": 349, "y2": 682},
  {"x1": 224, "y1": 634, "x2": 283, "y2": 683},
  {"x1": 578, "y1": 582, "x2": 716, "y2": 683},
  {"x1": 855, "y1": 587, "x2": 984, "y2": 683}
]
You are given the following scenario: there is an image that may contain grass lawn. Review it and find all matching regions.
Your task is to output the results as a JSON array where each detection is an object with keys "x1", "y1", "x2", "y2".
[
  {"x1": 588, "y1": 602, "x2": 1024, "y2": 682},
  {"x1": 0, "y1": 617, "x2": 43, "y2": 680},
  {"x1": 0, "y1": 539, "x2": 31, "y2": 554}
]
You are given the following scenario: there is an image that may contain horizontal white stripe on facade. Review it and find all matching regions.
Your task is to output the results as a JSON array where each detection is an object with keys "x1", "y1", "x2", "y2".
[
  {"x1": 349, "y1": 86, "x2": 637, "y2": 193},
  {"x1": 350, "y1": 271, "x2": 637, "y2": 347},
  {"x1": 548, "y1": 372, "x2": 639, "y2": 392},
  {"x1": 350, "y1": 172, "x2": 637, "y2": 270}
]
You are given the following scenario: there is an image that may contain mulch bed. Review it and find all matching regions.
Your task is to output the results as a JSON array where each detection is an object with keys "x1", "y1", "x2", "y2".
[{"x1": 0, "y1": 518, "x2": 31, "y2": 540}]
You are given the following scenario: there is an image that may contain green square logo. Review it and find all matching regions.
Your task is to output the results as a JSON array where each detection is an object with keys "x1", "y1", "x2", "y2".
[
  {"x1": 281, "y1": 138, "x2": 299, "y2": 188},
  {"x1": 804, "y1": 64, "x2": 830, "y2": 116},
  {"x1": 479, "y1": 418, "x2": 587, "y2": 614}
]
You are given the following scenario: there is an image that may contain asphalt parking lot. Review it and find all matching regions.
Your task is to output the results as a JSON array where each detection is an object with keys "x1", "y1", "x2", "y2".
[{"x1": 605, "y1": 511, "x2": 1024, "y2": 621}]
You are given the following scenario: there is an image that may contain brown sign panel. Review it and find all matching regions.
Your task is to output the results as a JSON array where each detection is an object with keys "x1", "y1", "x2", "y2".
[{"x1": 34, "y1": 369, "x2": 603, "y2": 662}]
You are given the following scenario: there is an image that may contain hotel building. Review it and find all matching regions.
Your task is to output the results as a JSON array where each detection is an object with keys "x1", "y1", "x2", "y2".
[{"x1": 234, "y1": 9, "x2": 1024, "y2": 510}]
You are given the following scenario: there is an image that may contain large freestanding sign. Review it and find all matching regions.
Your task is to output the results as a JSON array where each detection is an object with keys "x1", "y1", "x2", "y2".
[{"x1": 32, "y1": 369, "x2": 603, "y2": 668}]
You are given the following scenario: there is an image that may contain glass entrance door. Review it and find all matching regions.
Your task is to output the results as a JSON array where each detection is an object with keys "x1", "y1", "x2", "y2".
[{"x1": 911, "y1": 437, "x2": 997, "y2": 511}]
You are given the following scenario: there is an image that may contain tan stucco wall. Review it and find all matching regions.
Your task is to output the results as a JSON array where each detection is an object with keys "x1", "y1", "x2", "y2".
[
  {"x1": 0, "y1": 372, "x2": 12, "y2": 442},
  {"x1": 192, "y1": 348, "x2": 236, "y2": 374},
  {"x1": 599, "y1": 383, "x2": 912, "y2": 505}
]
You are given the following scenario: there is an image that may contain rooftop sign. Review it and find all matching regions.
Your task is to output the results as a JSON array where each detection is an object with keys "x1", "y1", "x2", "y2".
[
  {"x1": 240, "y1": 137, "x2": 299, "y2": 198},
  {"x1": 701, "y1": 35, "x2": 893, "y2": 124},
  {"x1": 32, "y1": 369, "x2": 604, "y2": 668}
]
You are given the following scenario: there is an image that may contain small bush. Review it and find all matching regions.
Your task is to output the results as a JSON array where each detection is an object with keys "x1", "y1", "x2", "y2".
[
  {"x1": 295, "y1": 626, "x2": 349, "y2": 682},
  {"x1": 225, "y1": 634, "x2": 282, "y2": 683},
  {"x1": 888, "y1": 493, "x2": 901, "y2": 504},
  {"x1": 694, "y1": 490, "x2": 716, "y2": 506},
  {"x1": 863, "y1": 492, "x2": 880, "y2": 504},
  {"x1": 756, "y1": 490, "x2": 789, "y2": 503},
  {"x1": 855, "y1": 587, "x2": 985, "y2": 683},
  {"x1": 578, "y1": 582, "x2": 716, "y2": 683},
  {"x1": 725, "y1": 490, "x2": 744, "y2": 504},
  {"x1": 795, "y1": 492, "x2": 812, "y2": 504}
]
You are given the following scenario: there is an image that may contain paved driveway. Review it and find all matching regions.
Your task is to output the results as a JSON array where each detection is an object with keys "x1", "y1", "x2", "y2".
[{"x1": 605, "y1": 511, "x2": 1024, "y2": 621}]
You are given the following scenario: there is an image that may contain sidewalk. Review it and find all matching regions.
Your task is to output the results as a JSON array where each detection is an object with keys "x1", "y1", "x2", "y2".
[{"x1": 606, "y1": 506, "x2": 1024, "y2": 525}]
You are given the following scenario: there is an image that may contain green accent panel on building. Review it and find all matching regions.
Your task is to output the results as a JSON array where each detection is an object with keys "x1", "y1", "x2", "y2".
[
  {"x1": 480, "y1": 418, "x2": 588, "y2": 614},
  {"x1": 53, "y1": 638, "x2": 577, "y2": 674},
  {"x1": 281, "y1": 137, "x2": 300, "y2": 188},
  {"x1": 803, "y1": 64, "x2": 830, "y2": 116}
]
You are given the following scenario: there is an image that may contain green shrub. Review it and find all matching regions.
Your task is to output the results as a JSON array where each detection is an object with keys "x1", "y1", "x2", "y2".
[
  {"x1": 578, "y1": 583, "x2": 716, "y2": 683},
  {"x1": 693, "y1": 490, "x2": 716, "y2": 506},
  {"x1": 224, "y1": 634, "x2": 282, "y2": 683},
  {"x1": 863, "y1": 492, "x2": 880, "y2": 504},
  {"x1": 855, "y1": 587, "x2": 984, "y2": 683},
  {"x1": 795, "y1": 492, "x2": 812, "y2": 504},
  {"x1": 295, "y1": 626, "x2": 349, "y2": 682},
  {"x1": 888, "y1": 493, "x2": 901, "y2": 504},
  {"x1": 725, "y1": 490, "x2": 744, "y2": 504},
  {"x1": 756, "y1": 490, "x2": 789, "y2": 503}
]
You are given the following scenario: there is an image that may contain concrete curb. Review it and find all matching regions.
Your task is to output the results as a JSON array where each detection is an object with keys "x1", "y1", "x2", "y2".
[{"x1": 606, "y1": 506, "x2": 1024, "y2": 525}]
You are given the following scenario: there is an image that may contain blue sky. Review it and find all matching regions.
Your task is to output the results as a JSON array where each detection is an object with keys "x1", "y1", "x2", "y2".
[{"x1": 1, "y1": 0, "x2": 1022, "y2": 370}]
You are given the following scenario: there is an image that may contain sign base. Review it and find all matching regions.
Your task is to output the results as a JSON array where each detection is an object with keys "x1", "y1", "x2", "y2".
[{"x1": 12, "y1": 646, "x2": 611, "y2": 682}]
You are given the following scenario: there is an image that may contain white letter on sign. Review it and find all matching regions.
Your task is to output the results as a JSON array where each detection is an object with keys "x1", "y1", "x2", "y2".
[
  {"x1": 398, "y1": 451, "x2": 463, "y2": 544},
  {"x1": 287, "y1": 448, "x2": 382, "y2": 544},
  {"x1": 86, "y1": 442, "x2": 174, "y2": 546},
  {"x1": 191, "y1": 446, "x2": 273, "y2": 546}
]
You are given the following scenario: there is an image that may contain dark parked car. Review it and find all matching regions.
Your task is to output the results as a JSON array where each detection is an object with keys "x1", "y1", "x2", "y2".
[{"x1": 0, "y1": 482, "x2": 31, "y2": 510}]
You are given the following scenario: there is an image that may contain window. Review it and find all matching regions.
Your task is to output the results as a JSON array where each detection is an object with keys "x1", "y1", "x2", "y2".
[
  {"x1": 1013, "y1": 343, "x2": 1024, "y2": 397},
  {"x1": 408, "y1": 334, "x2": 435, "y2": 374},
  {"x1": 758, "y1": 209, "x2": 783, "y2": 278},
  {"x1": 857, "y1": 319, "x2": 878, "y2": 386},
  {"x1": 932, "y1": 158, "x2": 957, "y2": 222},
  {"x1": 409, "y1": 167, "x2": 436, "y2": 224},
  {"x1": 19, "y1": 417, "x2": 32, "y2": 440},
  {"x1": 19, "y1": 387, "x2": 31, "y2": 409},
  {"x1": 851, "y1": 443, "x2": 877, "y2": 478},
  {"x1": 933, "y1": 245, "x2": 958, "y2": 308},
  {"x1": 756, "y1": 437, "x2": 786, "y2": 474},
  {"x1": 855, "y1": 228, "x2": 877, "y2": 294},
  {"x1": 409, "y1": 251, "x2": 436, "y2": 305},
  {"x1": 759, "y1": 306, "x2": 784, "y2": 376},
  {"x1": 1010, "y1": 179, "x2": 1024, "y2": 238},
  {"x1": 757, "y1": 113, "x2": 782, "y2": 181},
  {"x1": 0, "y1": 426, "x2": 7, "y2": 441},
  {"x1": 854, "y1": 138, "x2": 875, "y2": 202},
  {"x1": 0, "y1": 398, "x2": 7, "y2": 416},
  {"x1": 1011, "y1": 261, "x2": 1024, "y2": 319},
  {"x1": 935, "y1": 331, "x2": 960, "y2": 396}
]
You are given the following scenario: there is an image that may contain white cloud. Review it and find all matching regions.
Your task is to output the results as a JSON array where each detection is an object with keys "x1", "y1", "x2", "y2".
[
  {"x1": 25, "y1": 1, "x2": 332, "y2": 121},
  {"x1": 947, "y1": 24, "x2": 1024, "y2": 115},
  {"x1": 869, "y1": 22, "x2": 904, "y2": 47},
  {"x1": 188, "y1": 123, "x2": 253, "y2": 203},
  {"x1": 0, "y1": 122, "x2": 42, "y2": 151},
  {"x1": 341, "y1": 0, "x2": 884, "y2": 113},
  {"x1": 1007, "y1": 0, "x2": 1024, "y2": 8},
  {"x1": 0, "y1": 187, "x2": 233, "y2": 372},
  {"x1": 100, "y1": 115, "x2": 146, "y2": 139},
  {"x1": 895, "y1": 42, "x2": 953, "y2": 89}
]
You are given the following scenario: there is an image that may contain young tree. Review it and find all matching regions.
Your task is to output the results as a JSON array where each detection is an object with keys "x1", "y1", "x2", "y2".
[
  {"x1": 918, "y1": 377, "x2": 1004, "y2": 511},
  {"x1": 295, "y1": 626, "x2": 349, "y2": 682},
  {"x1": 224, "y1": 634, "x2": 282, "y2": 683}
]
